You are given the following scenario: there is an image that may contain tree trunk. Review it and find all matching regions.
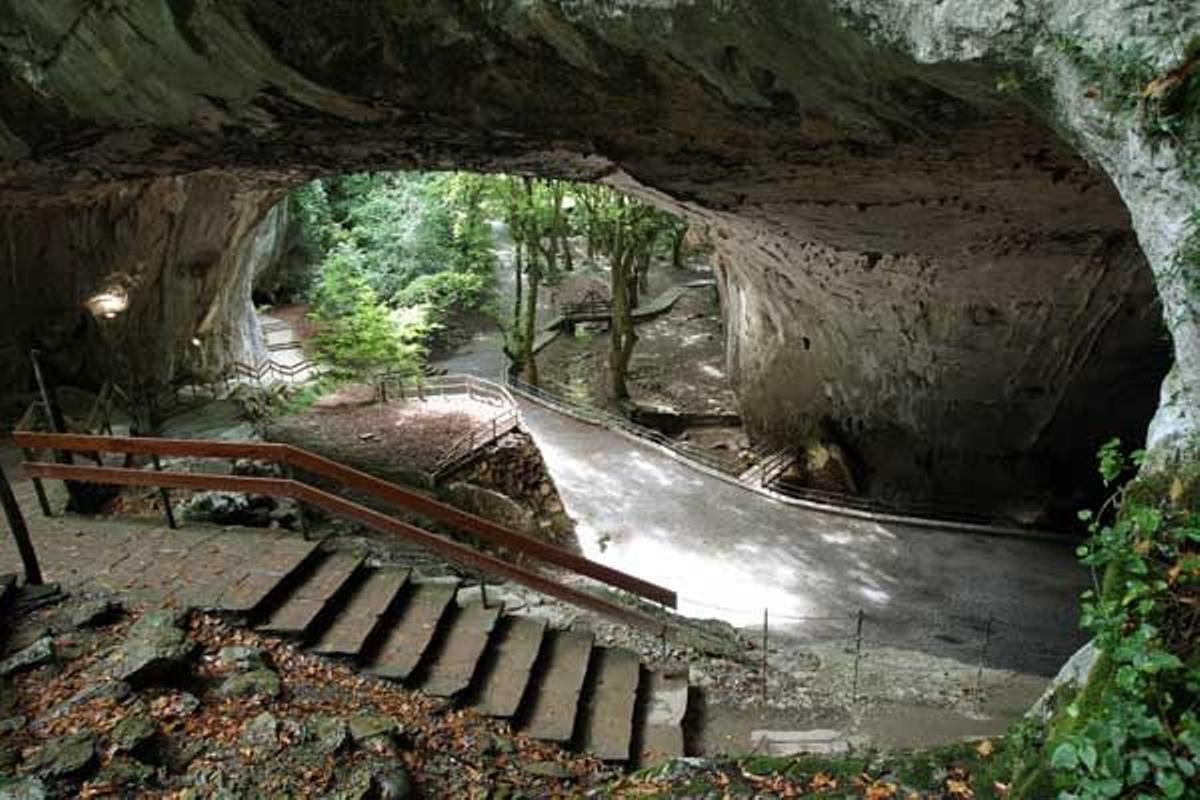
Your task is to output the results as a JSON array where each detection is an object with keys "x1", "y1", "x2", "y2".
[
  {"x1": 522, "y1": 261, "x2": 540, "y2": 385},
  {"x1": 561, "y1": 232, "x2": 573, "y2": 271},
  {"x1": 671, "y1": 224, "x2": 687, "y2": 269},
  {"x1": 636, "y1": 250, "x2": 651, "y2": 300},
  {"x1": 608, "y1": 229, "x2": 637, "y2": 403},
  {"x1": 512, "y1": 239, "x2": 524, "y2": 336}
]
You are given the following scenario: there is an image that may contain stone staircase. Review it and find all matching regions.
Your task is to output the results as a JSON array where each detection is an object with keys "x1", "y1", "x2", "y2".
[
  {"x1": 4, "y1": 472, "x2": 690, "y2": 765},
  {"x1": 240, "y1": 544, "x2": 690, "y2": 766}
]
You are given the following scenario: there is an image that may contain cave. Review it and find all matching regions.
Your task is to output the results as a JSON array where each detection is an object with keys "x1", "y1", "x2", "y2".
[{"x1": 0, "y1": 1, "x2": 1194, "y2": 523}]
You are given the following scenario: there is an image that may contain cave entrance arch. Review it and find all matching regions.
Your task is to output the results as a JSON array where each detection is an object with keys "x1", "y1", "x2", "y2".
[{"x1": 0, "y1": 2, "x2": 1182, "y2": 526}]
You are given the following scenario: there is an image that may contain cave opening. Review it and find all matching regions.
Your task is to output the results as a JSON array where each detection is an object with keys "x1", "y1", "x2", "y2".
[{"x1": 0, "y1": 154, "x2": 1172, "y2": 531}]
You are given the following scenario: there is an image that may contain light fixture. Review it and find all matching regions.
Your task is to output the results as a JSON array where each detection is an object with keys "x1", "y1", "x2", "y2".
[{"x1": 86, "y1": 288, "x2": 129, "y2": 320}]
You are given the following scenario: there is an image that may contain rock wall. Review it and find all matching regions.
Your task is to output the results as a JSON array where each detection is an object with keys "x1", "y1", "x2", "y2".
[
  {"x1": 0, "y1": 1, "x2": 1194, "y2": 511},
  {"x1": 0, "y1": 174, "x2": 284, "y2": 409},
  {"x1": 451, "y1": 432, "x2": 577, "y2": 548}
]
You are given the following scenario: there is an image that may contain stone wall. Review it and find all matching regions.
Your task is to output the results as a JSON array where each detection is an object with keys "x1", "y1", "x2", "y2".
[{"x1": 450, "y1": 432, "x2": 576, "y2": 549}]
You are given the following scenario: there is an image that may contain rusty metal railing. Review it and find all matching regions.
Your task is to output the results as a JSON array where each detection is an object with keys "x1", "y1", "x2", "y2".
[{"x1": 13, "y1": 431, "x2": 677, "y2": 631}]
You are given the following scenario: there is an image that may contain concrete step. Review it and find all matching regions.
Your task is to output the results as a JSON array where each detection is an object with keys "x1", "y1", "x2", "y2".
[
  {"x1": 365, "y1": 579, "x2": 459, "y2": 681},
  {"x1": 522, "y1": 629, "x2": 593, "y2": 743},
  {"x1": 636, "y1": 669, "x2": 689, "y2": 766},
  {"x1": 579, "y1": 647, "x2": 641, "y2": 761},
  {"x1": 257, "y1": 550, "x2": 365, "y2": 637},
  {"x1": 420, "y1": 602, "x2": 501, "y2": 698},
  {"x1": 473, "y1": 616, "x2": 546, "y2": 718},
  {"x1": 311, "y1": 568, "x2": 409, "y2": 657},
  {"x1": 214, "y1": 536, "x2": 324, "y2": 615}
]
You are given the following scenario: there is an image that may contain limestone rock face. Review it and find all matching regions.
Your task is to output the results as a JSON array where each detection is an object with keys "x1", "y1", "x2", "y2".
[
  {"x1": 0, "y1": 175, "x2": 284, "y2": 402},
  {"x1": 0, "y1": 1, "x2": 1194, "y2": 511}
]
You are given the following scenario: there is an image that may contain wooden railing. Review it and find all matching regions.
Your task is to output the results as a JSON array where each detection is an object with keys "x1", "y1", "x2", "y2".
[
  {"x1": 432, "y1": 407, "x2": 521, "y2": 481},
  {"x1": 561, "y1": 299, "x2": 613, "y2": 319},
  {"x1": 376, "y1": 373, "x2": 514, "y2": 408},
  {"x1": 13, "y1": 431, "x2": 676, "y2": 632},
  {"x1": 225, "y1": 358, "x2": 324, "y2": 384}
]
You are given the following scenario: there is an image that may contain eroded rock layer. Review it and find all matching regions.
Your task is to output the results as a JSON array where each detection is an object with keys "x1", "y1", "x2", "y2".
[
  {"x1": 0, "y1": 0, "x2": 1193, "y2": 514},
  {"x1": 0, "y1": 174, "x2": 283, "y2": 401}
]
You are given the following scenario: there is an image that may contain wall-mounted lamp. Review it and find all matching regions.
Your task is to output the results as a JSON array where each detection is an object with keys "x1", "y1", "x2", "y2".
[{"x1": 85, "y1": 289, "x2": 129, "y2": 320}]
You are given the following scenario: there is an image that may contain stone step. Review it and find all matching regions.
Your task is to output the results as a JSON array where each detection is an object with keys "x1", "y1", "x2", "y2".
[
  {"x1": 311, "y1": 568, "x2": 409, "y2": 657},
  {"x1": 473, "y1": 616, "x2": 547, "y2": 718},
  {"x1": 257, "y1": 550, "x2": 365, "y2": 637},
  {"x1": 579, "y1": 647, "x2": 641, "y2": 761},
  {"x1": 214, "y1": 535, "x2": 324, "y2": 614},
  {"x1": 420, "y1": 603, "x2": 501, "y2": 698},
  {"x1": 635, "y1": 669, "x2": 689, "y2": 766},
  {"x1": 365, "y1": 580, "x2": 459, "y2": 681},
  {"x1": 522, "y1": 629, "x2": 593, "y2": 743}
]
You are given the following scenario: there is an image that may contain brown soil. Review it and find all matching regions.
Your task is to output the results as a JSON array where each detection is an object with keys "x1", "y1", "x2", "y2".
[
  {"x1": 268, "y1": 386, "x2": 497, "y2": 480},
  {"x1": 537, "y1": 281, "x2": 753, "y2": 472},
  {"x1": 539, "y1": 286, "x2": 736, "y2": 417}
]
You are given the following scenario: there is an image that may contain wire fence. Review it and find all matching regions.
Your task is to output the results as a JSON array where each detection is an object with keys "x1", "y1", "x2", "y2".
[
  {"x1": 503, "y1": 372, "x2": 1062, "y2": 540},
  {"x1": 657, "y1": 590, "x2": 1084, "y2": 711}
]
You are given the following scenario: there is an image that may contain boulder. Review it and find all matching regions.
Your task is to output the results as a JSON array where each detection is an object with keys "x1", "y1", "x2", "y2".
[
  {"x1": 347, "y1": 714, "x2": 401, "y2": 744},
  {"x1": 217, "y1": 645, "x2": 269, "y2": 672}
]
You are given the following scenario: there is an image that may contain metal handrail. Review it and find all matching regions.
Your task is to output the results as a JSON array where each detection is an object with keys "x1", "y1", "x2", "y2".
[{"x1": 14, "y1": 431, "x2": 678, "y2": 619}]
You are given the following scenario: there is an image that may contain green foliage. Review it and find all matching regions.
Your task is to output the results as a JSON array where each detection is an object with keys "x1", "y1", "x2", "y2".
[
  {"x1": 394, "y1": 270, "x2": 489, "y2": 313},
  {"x1": 309, "y1": 241, "x2": 424, "y2": 381},
  {"x1": 1042, "y1": 446, "x2": 1200, "y2": 799},
  {"x1": 1053, "y1": 35, "x2": 1200, "y2": 179},
  {"x1": 288, "y1": 171, "x2": 497, "y2": 306}
]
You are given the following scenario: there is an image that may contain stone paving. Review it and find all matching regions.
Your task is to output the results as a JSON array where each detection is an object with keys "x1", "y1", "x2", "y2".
[{"x1": 0, "y1": 471, "x2": 317, "y2": 611}]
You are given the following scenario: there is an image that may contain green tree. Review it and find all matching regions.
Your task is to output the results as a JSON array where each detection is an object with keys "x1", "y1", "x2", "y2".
[{"x1": 309, "y1": 241, "x2": 424, "y2": 388}]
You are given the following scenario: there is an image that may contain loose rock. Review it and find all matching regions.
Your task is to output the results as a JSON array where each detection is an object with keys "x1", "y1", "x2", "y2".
[
  {"x1": 110, "y1": 712, "x2": 157, "y2": 754},
  {"x1": 107, "y1": 609, "x2": 196, "y2": 685},
  {"x1": 30, "y1": 732, "x2": 96, "y2": 779},
  {"x1": 310, "y1": 716, "x2": 348, "y2": 755},
  {"x1": 217, "y1": 668, "x2": 281, "y2": 699},
  {"x1": 70, "y1": 598, "x2": 121, "y2": 629},
  {"x1": 0, "y1": 638, "x2": 54, "y2": 678},
  {"x1": 240, "y1": 711, "x2": 278, "y2": 750}
]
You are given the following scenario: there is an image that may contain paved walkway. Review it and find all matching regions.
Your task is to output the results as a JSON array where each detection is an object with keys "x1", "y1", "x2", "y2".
[
  {"x1": 515, "y1": 399, "x2": 1087, "y2": 674},
  {"x1": 425, "y1": 224, "x2": 1091, "y2": 676},
  {"x1": 0, "y1": 476, "x2": 316, "y2": 611}
]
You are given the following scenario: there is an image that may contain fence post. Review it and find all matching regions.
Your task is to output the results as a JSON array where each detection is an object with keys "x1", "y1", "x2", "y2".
[
  {"x1": 975, "y1": 613, "x2": 994, "y2": 710},
  {"x1": 286, "y1": 464, "x2": 309, "y2": 540},
  {"x1": 0, "y1": 464, "x2": 43, "y2": 585},
  {"x1": 21, "y1": 445, "x2": 52, "y2": 517},
  {"x1": 151, "y1": 453, "x2": 177, "y2": 530},
  {"x1": 761, "y1": 608, "x2": 769, "y2": 707},
  {"x1": 852, "y1": 609, "x2": 864, "y2": 704},
  {"x1": 479, "y1": 572, "x2": 488, "y2": 609}
]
